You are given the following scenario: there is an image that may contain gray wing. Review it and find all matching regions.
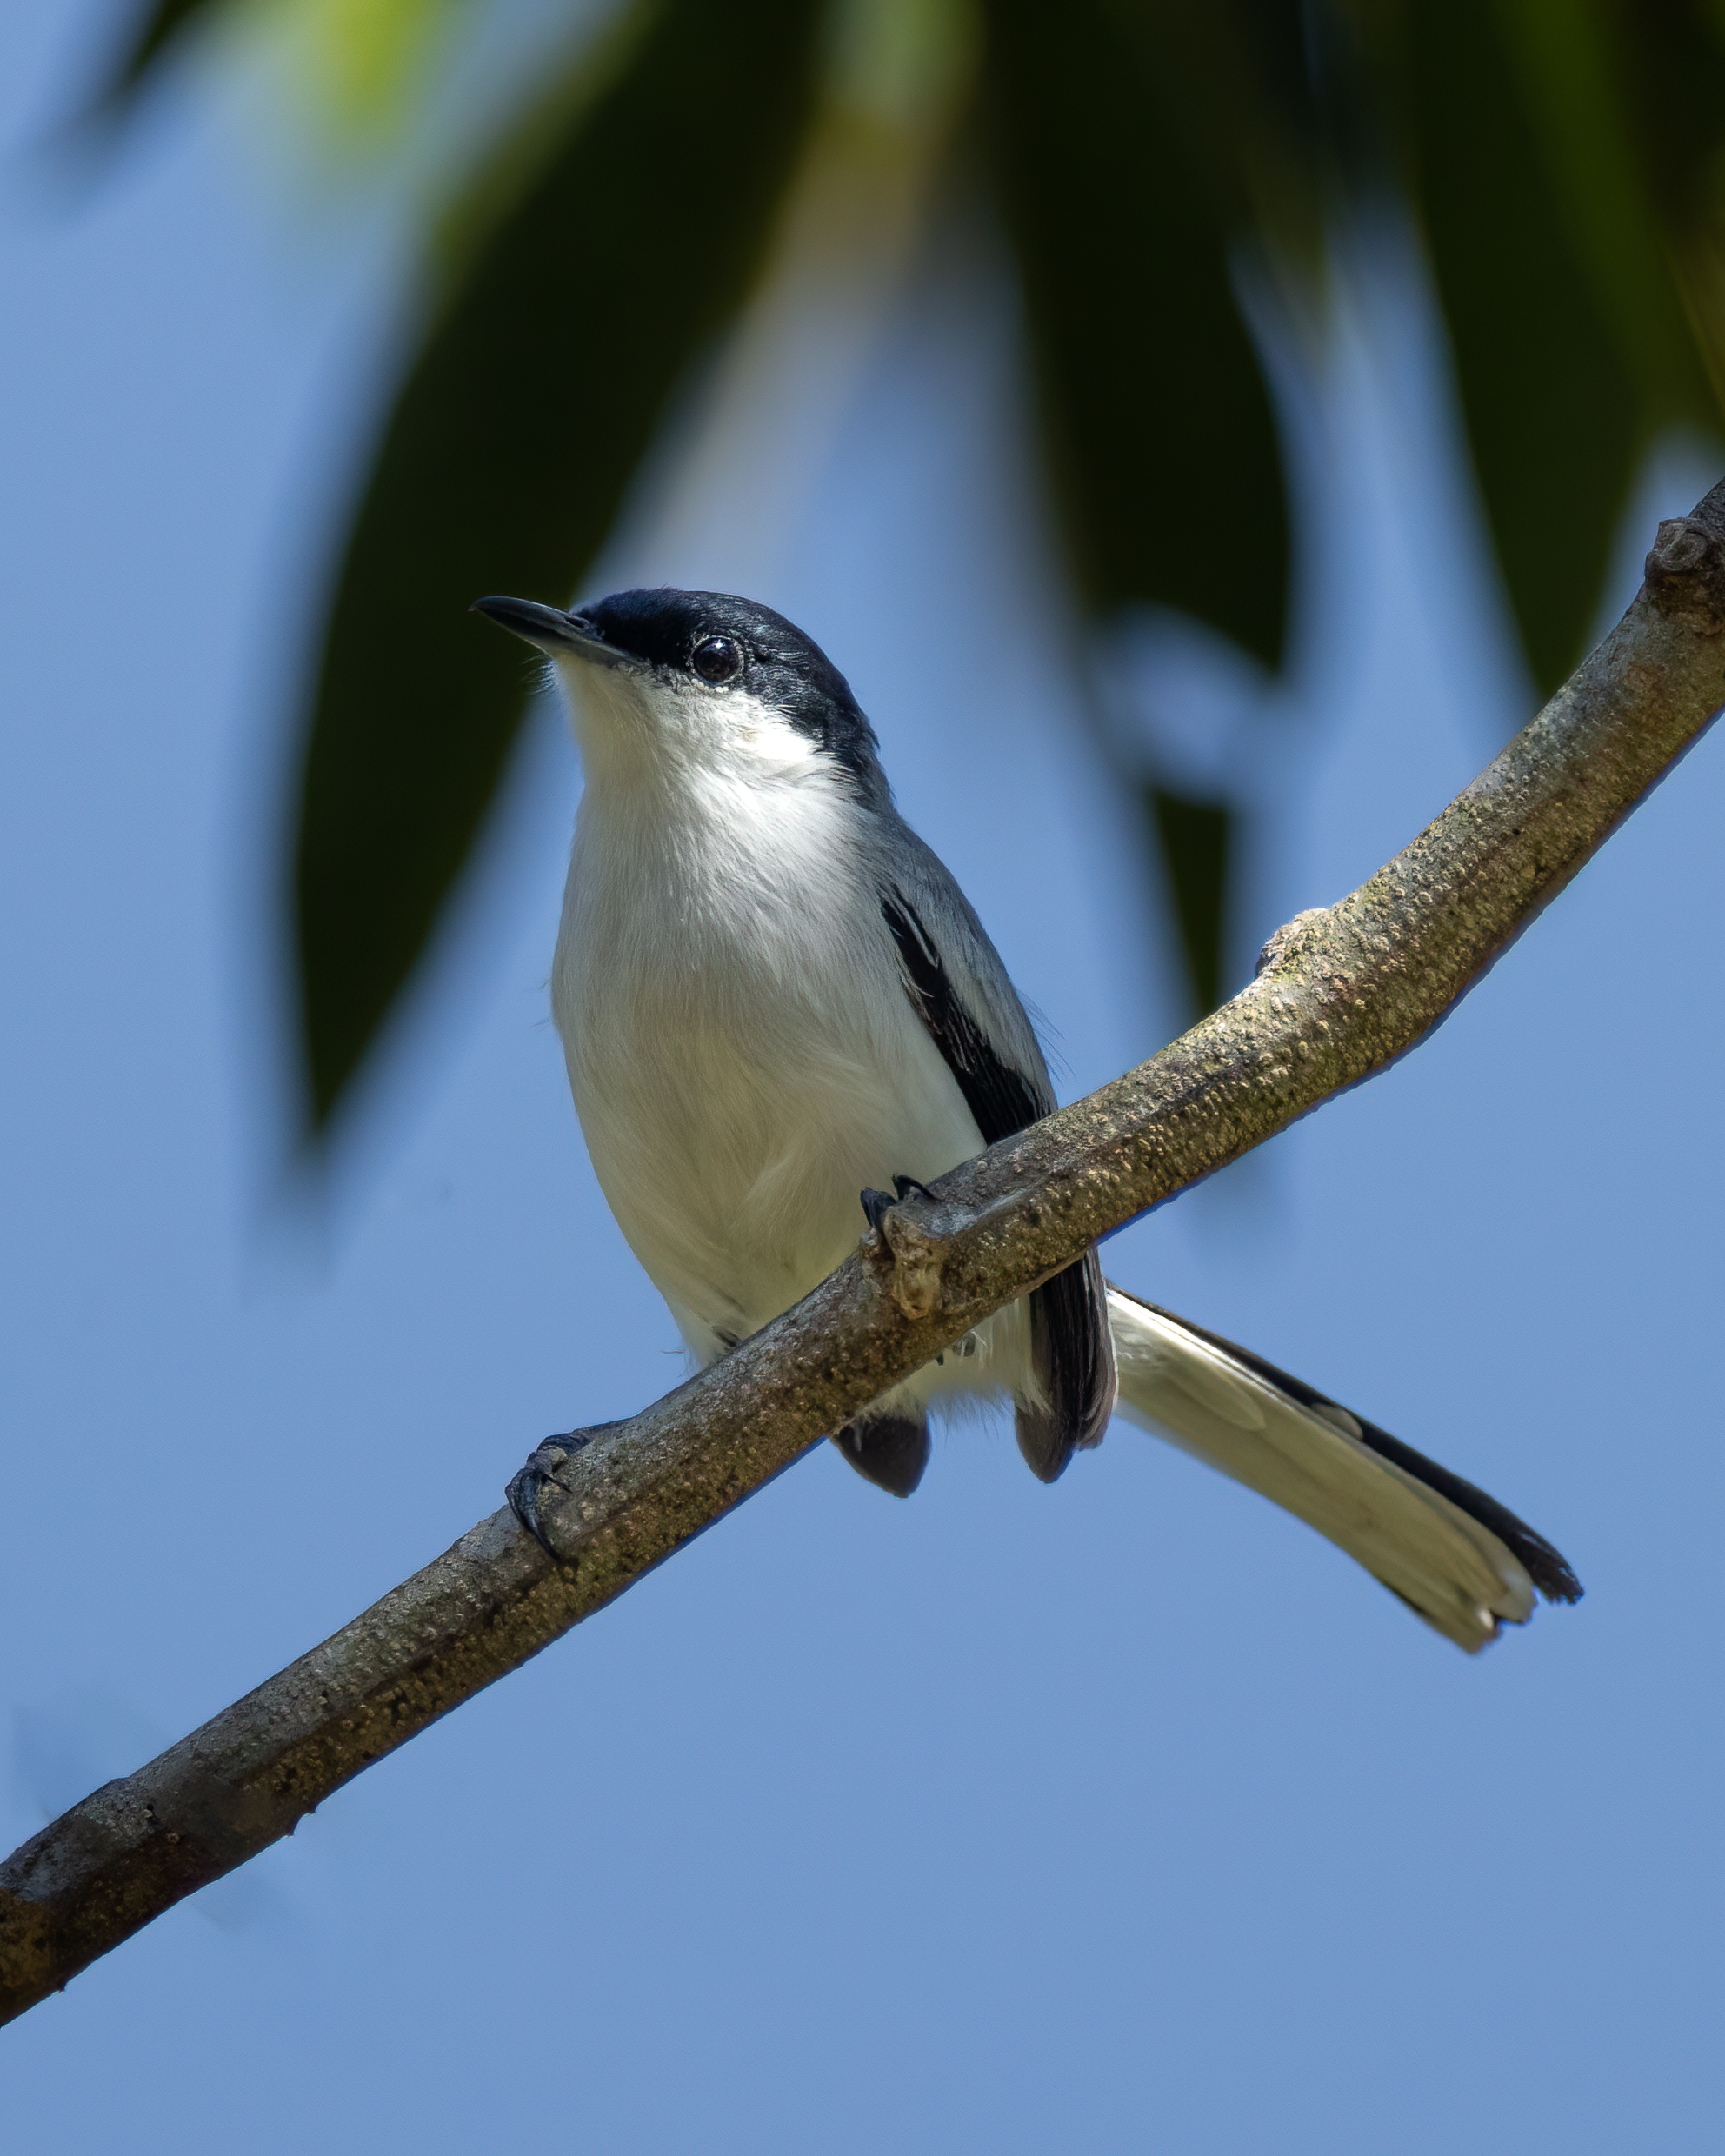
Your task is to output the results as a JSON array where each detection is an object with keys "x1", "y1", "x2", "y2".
[{"x1": 872, "y1": 822, "x2": 1115, "y2": 1480}]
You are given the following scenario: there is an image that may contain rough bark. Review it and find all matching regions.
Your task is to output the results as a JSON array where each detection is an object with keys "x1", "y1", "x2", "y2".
[{"x1": 5, "y1": 490, "x2": 1725, "y2": 2026}]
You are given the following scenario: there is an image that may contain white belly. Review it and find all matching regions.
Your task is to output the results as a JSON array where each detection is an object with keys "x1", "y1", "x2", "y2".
[{"x1": 551, "y1": 769, "x2": 1023, "y2": 1401}]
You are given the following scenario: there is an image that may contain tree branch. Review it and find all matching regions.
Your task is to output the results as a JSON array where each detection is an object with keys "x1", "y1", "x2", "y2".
[{"x1": 7, "y1": 489, "x2": 1725, "y2": 2026}]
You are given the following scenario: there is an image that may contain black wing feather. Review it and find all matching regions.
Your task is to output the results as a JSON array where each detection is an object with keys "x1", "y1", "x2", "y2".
[
  {"x1": 881, "y1": 894, "x2": 1048, "y2": 1135},
  {"x1": 881, "y1": 892, "x2": 1114, "y2": 1480}
]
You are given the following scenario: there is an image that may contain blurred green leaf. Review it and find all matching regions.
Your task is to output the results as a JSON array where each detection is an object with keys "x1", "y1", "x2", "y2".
[
  {"x1": 1603, "y1": 0, "x2": 1725, "y2": 419},
  {"x1": 295, "y1": 0, "x2": 825, "y2": 1126},
  {"x1": 1493, "y1": 0, "x2": 1704, "y2": 413},
  {"x1": 278, "y1": 0, "x2": 462, "y2": 138},
  {"x1": 89, "y1": 0, "x2": 223, "y2": 110},
  {"x1": 109, "y1": 0, "x2": 1725, "y2": 1111},
  {"x1": 1115, "y1": 0, "x2": 1339, "y2": 268},
  {"x1": 977, "y1": 0, "x2": 1292, "y2": 669},
  {"x1": 96, "y1": 0, "x2": 463, "y2": 142},
  {"x1": 1382, "y1": 1, "x2": 1647, "y2": 691},
  {"x1": 1147, "y1": 786, "x2": 1233, "y2": 1019},
  {"x1": 980, "y1": 0, "x2": 1305, "y2": 1022}
]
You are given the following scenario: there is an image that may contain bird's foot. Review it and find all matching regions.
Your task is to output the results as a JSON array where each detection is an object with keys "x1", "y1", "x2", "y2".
[
  {"x1": 507, "y1": 1421, "x2": 625, "y2": 1560},
  {"x1": 858, "y1": 1174, "x2": 938, "y2": 1234}
]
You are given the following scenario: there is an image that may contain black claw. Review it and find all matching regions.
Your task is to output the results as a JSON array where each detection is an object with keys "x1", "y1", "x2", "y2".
[
  {"x1": 859, "y1": 1186, "x2": 896, "y2": 1234},
  {"x1": 506, "y1": 1430, "x2": 596, "y2": 1561},
  {"x1": 862, "y1": 1176, "x2": 938, "y2": 1235}
]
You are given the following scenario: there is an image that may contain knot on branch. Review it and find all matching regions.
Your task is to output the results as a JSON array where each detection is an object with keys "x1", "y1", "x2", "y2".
[
  {"x1": 1255, "y1": 908, "x2": 1331, "y2": 978},
  {"x1": 1644, "y1": 518, "x2": 1725, "y2": 634},
  {"x1": 871, "y1": 1205, "x2": 945, "y2": 1321}
]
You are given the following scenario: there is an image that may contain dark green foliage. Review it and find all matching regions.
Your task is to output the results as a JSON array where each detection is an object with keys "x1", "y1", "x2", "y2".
[
  {"x1": 1148, "y1": 787, "x2": 1233, "y2": 1019},
  {"x1": 1387, "y1": 1, "x2": 1643, "y2": 691},
  {"x1": 101, "y1": 0, "x2": 1725, "y2": 1122},
  {"x1": 1612, "y1": 0, "x2": 1725, "y2": 302},
  {"x1": 290, "y1": 0, "x2": 823, "y2": 1120},
  {"x1": 977, "y1": 0, "x2": 1292, "y2": 668},
  {"x1": 979, "y1": 0, "x2": 1315, "y2": 1021},
  {"x1": 1373, "y1": 0, "x2": 1725, "y2": 689}
]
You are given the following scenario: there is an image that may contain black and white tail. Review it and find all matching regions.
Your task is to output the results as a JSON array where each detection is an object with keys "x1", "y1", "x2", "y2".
[{"x1": 1106, "y1": 1286, "x2": 1582, "y2": 1653}]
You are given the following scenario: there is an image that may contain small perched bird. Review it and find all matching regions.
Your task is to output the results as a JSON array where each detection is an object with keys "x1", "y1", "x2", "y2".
[{"x1": 475, "y1": 586, "x2": 1581, "y2": 1652}]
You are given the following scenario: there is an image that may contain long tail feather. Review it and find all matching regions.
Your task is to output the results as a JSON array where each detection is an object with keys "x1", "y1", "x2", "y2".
[{"x1": 1106, "y1": 1285, "x2": 1582, "y2": 1653}]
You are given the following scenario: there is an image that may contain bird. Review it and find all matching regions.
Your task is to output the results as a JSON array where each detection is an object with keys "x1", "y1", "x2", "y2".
[{"x1": 473, "y1": 584, "x2": 1582, "y2": 1653}]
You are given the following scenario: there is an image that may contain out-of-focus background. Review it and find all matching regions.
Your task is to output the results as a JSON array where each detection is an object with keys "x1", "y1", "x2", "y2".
[{"x1": 3, "y1": 3, "x2": 1723, "y2": 2148}]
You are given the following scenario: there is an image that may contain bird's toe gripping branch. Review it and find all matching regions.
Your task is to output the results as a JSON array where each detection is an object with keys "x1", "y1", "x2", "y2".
[
  {"x1": 858, "y1": 1186, "x2": 896, "y2": 1235},
  {"x1": 507, "y1": 1439, "x2": 587, "y2": 1559},
  {"x1": 858, "y1": 1175, "x2": 939, "y2": 1236},
  {"x1": 859, "y1": 1181, "x2": 947, "y2": 1323},
  {"x1": 506, "y1": 1425, "x2": 630, "y2": 1560}
]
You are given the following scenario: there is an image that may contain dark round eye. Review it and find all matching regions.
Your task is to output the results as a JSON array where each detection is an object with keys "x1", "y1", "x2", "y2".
[{"x1": 690, "y1": 635, "x2": 743, "y2": 684}]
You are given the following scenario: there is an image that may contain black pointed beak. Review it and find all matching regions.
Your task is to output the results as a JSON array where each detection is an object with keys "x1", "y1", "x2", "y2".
[{"x1": 470, "y1": 596, "x2": 629, "y2": 666}]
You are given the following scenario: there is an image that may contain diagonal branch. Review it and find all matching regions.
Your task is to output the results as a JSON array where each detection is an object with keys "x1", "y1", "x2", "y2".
[{"x1": 6, "y1": 489, "x2": 1725, "y2": 2026}]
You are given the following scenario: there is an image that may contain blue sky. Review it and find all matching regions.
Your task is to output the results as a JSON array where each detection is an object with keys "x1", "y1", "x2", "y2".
[{"x1": 3, "y1": 7, "x2": 1722, "y2": 2150}]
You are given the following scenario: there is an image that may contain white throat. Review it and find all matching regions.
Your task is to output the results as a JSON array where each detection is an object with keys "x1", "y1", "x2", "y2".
[{"x1": 554, "y1": 654, "x2": 831, "y2": 798}]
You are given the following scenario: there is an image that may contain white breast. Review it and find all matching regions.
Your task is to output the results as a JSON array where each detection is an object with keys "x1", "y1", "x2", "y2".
[{"x1": 551, "y1": 729, "x2": 989, "y2": 1372}]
